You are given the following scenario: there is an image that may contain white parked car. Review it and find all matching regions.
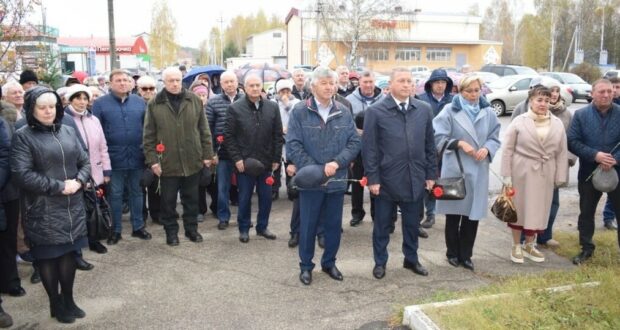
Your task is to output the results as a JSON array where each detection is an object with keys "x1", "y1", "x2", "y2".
[{"x1": 485, "y1": 75, "x2": 573, "y2": 116}]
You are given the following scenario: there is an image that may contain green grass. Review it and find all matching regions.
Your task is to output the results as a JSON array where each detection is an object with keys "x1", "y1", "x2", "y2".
[{"x1": 404, "y1": 231, "x2": 620, "y2": 329}]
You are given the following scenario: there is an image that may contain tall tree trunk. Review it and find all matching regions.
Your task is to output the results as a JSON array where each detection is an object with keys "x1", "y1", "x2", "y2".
[{"x1": 108, "y1": 0, "x2": 118, "y2": 69}]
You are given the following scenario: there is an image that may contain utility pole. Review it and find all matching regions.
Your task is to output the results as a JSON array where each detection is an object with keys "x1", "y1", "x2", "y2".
[
  {"x1": 107, "y1": 0, "x2": 119, "y2": 69},
  {"x1": 315, "y1": 0, "x2": 322, "y2": 66},
  {"x1": 217, "y1": 14, "x2": 224, "y2": 66},
  {"x1": 549, "y1": 9, "x2": 556, "y2": 71}
]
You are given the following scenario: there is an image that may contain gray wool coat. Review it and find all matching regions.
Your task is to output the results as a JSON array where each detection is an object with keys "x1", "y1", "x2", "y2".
[{"x1": 432, "y1": 97, "x2": 501, "y2": 220}]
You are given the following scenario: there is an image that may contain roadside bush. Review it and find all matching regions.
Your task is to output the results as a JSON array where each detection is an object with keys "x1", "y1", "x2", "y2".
[{"x1": 571, "y1": 63, "x2": 603, "y2": 83}]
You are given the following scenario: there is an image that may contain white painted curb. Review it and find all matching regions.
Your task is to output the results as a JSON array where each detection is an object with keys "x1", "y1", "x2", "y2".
[{"x1": 402, "y1": 281, "x2": 600, "y2": 329}]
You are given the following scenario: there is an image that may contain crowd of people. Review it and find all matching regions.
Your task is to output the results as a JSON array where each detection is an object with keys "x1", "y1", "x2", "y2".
[{"x1": 0, "y1": 63, "x2": 619, "y2": 326}]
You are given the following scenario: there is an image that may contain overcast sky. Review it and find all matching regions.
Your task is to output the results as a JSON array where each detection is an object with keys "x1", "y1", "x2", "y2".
[{"x1": 37, "y1": 0, "x2": 535, "y2": 48}]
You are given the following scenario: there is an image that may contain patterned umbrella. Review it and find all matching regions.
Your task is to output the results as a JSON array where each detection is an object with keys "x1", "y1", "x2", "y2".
[{"x1": 235, "y1": 63, "x2": 291, "y2": 84}]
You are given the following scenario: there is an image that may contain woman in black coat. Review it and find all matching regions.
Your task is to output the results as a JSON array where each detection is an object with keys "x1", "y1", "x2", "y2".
[{"x1": 10, "y1": 86, "x2": 90, "y2": 324}]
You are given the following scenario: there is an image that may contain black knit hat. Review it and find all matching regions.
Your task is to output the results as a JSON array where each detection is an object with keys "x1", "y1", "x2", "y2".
[{"x1": 19, "y1": 69, "x2": 38, "y2": 85}]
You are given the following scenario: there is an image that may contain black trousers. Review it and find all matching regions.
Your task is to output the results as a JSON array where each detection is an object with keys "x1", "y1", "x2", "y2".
[
  {"x1": 160, "y1": 172, "x2": 200, "y2": 234},
  {"x1": 142, "y1": 178, "x2": 161, "y2": 222},
  {"x1": 351, "y1": 155, "x2": 365, "y2": 220},
  {"x1": 445, "y1": 214, "x2": 479, "y2": 261},
  {"x1": 198, "y1": 174, "x2": 218, "y2": 215},
  {"x1": 577, "y1": 179, "x2": 620, "y2": 253},
  {"x1": 0, "y1": 199, "x2": 21, "y2": 292}
]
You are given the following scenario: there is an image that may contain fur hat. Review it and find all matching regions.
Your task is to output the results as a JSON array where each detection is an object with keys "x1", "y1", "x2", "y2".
[
  {"x1": 65, "y1": 84, "x2": 92, "y2": 102},
  {"x1": 19, "y1": 69, "x2": 38, "y2": 85}
]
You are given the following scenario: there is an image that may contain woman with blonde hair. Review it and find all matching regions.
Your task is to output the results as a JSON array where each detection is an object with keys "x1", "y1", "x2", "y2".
[{"x1": 433, "y1": 75, "x2": 501, "y2": 271}]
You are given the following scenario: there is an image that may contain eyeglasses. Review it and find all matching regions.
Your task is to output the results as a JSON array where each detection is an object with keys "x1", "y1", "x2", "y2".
[
  {"x1": 462, "y1": 88, "x2": 481, "y2": 94},
  {"x1": 140, "y1": 87, "x2": 156, "y2": 92}
]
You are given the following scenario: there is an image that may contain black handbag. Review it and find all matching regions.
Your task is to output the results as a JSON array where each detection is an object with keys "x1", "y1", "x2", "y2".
[
  {"x1": 431, "y1": 142, "x2": 466, "y2": 200},
  {"x1": 84, "y1": 181, "x2": 112, "y2": 240}
]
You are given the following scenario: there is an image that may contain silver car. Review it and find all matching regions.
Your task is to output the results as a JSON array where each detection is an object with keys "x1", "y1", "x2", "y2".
[
  {"x1": 485, "y1": 74, "x2": 572, "y2": 116},
  {"x1": 541, "y1": 72, "x2": 592, "y2": 102}
]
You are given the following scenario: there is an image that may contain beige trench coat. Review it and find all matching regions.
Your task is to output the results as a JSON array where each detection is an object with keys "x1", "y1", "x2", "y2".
[{"x1": 501, "y1": 113, "x2": 569, "y2": 230}]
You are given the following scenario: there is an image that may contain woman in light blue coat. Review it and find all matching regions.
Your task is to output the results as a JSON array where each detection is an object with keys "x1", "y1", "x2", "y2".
[{"x1": 432, "y1": 75, "x2": 501, "y2": 271}]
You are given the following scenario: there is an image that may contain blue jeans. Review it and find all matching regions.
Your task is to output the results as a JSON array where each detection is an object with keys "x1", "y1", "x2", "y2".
[
  {"x1": 237, "y1": 171, "x2": 272, "y2": 233},
  {"x1": 423, "y1": 194, "x2": 435, "y2": 217},
  {"x1": 216, "y1": 160, "x2": 234, "y2": 223},
  {"x1": 603, "y1": 197, "x2": 616, "y2": 223},
  {"x1": 373, "y1": 197, "x2": 423, "y2": 266},
  {"x1": 298, "y1": 190, "x2": 344, "y2": 271},
  {"x1": 109, "y1": 169, "x2": 145, "y2": 233}
]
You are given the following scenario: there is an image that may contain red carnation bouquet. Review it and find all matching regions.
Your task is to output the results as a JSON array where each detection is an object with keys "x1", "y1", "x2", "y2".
[{"x1": 155, "y1": 142, "x2": 165, "y2": 193}]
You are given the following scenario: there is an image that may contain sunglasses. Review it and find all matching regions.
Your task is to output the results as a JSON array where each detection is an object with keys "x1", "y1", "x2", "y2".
[{"x1": 141, "y1": 87, "x2": 156, "y2": 91}]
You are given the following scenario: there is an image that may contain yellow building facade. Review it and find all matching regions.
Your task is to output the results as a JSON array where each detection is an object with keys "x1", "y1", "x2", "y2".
[{"x1": 286, "y1": 8, "x2": 503, "y2": 73}]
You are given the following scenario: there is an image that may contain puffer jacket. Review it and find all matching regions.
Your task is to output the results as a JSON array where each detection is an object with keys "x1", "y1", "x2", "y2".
[
  {"x1": 224, "y1": 95, "x2": 284, "y2": 169},
  {"x1": 286, "y1": 97, "x2": 361, "y2": 193},
  {"x1": 65, "y1": 106, "x2": 111, "y2": 185},
  {"x1": 10, "y1": 86, "x2": 90, "y2": 247},
  {"x1": 205, "y1": 91, "x2": 243, "y2": 159}
]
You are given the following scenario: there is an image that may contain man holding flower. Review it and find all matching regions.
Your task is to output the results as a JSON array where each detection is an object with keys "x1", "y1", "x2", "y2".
[{"x1": 143, "y1": 67, "x2": 214, "y2": 246}]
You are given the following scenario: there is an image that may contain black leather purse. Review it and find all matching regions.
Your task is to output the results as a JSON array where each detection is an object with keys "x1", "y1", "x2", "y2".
[{"x1": 431, "y1": 142, "x2": 466, "y2": 200}]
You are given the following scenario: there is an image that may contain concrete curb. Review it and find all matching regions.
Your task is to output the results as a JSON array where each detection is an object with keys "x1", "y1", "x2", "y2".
[{"x1": 402, "y1": 281, "x2": 600, "y2": 329}]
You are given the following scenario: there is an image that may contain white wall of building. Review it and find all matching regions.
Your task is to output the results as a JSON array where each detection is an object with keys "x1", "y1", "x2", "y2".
[{"x1": 246, "y1": 29, "x2": 286, "y2": 59}]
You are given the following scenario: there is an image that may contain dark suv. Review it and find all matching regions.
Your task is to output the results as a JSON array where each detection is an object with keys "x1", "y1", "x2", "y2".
[{"x1": 480, "y1": 64, "x2": 537, "y2": 77}]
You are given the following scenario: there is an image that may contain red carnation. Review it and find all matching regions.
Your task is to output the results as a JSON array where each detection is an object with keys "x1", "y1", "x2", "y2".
[
  {"x1": 506, "y1": 187, "x2": 516, "y2": 197},
  {"x1": 96, "y1": 188, "x2": 105, "y2": 198},
  {"x1": 432, "y1": 186, "x2": 444, "y2": 198},
  {"x1": 359, "y1": 176, "x2": 368, "y2": 187},
  {"x1": 216, "y1": 135, "x2": 224, "y2": 144},
  {"x1": 156, "y1": 143, "x2": 165, "y2": 153},
  {"x1": 265, "y1": 176, "x2": 275, "y2": 186}
]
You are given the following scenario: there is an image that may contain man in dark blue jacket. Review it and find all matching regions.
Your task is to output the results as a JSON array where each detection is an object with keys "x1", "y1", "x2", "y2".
[
  {"x1": 568, "y1": 79, "x2": 620, "y2": 265},
  {"x1": 286, "y1": 67, "x2": 361, "y2": 285},
  {"x1": 363, "y1": 67, "x2": 438, "y2": 279},
  {"x1": 416, "y1": 69, "x2": 453, "y2": 229},
  {"x1": 206, "y1": 71, "x2": 243, "y2": 230},
  {"x1": 92, "y1": 70, "x2": 151, "y2": 245}
]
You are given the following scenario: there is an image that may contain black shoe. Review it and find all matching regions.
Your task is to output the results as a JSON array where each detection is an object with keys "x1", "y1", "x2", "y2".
[
  {"x1": 122, "y1": 203, "x2": 129, "y2": 214},
  {"x1": 299, "y1": 270, "x2": 312, "y2": 285},
  {"x1": 418, "y1": 228, "x2": 429, "y2": 239},
  {"x1": 447, "y1": 257, "x2": 460, "y2": 267},
  {"x1": 461, "y1": 259, "x2": 474, "y2": 271},
  {"x1": 30, "y1": 265, "x2": 41, "y2": 284},
  {"x1": 131, "y1": 228, "x2": 152, "y2": 240},
  {"x1": 403, "y1": 259, "x2": 429, "y2": 276},
  {"x1": 5, "y1": 286, "x2": 25, "y2": 297},
  {"x1": 350, "y1": 218, "x2": 363, "y2": 227},
  {"x1": 0, "y1": 307, "x2": 13, "y2": 328},
  {"x1": 75, "y1": 255, "x2": 94, "y2": 271},
  {"x1": 185, "y1": 231, "x2": 203, "y2": 243},
  {"x1": 89, "y1": 241, "x2": 108, "y2": 254},
  {"x1": 257, "y1": 229, "x2": 277, "y2": 240},
  {"x1": 217, "y1": 221, "x2": 229, "y2": 230},
  {"x1": 272, "y1": 191, "x2": 279, "y2": 201},
  {"x1": 239, "y1": 232, "x2": 249, "y2": 243},
  {"x1": 421, "y1": 215, "x2": 435, "y2": 229},
  {"x1": 321, "y1": 266, "x2": 343, "y2": 281},
  {"x1": 166, "y1": 233, "x2": 179, "y2": 246},
  {"x1": 572, "y1": 250, "x2": 593, "y2": 265},
  {"x1": 288, "y1": 233, "x2": 299, "y2": 248},
  {"x1": 107, "y1": 232, "x2": 122, "y2": 245},
  {"x1": 50, "y1": 297, "x2": 75, "y2": 324},
  {"x1": 64, "y1": 298, "x2": 86, "y2": 318},
  {"x1": 372, "y1": 265, "x2": 386, "y2": 279},
  {"x1": 317, "y1": 235, "x2": 325, "y2": 249}
]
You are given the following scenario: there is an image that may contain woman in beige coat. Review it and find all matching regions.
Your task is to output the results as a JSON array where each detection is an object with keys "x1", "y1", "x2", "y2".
[{"x1": 501, "y1": 86, "x2": 569, "y2": 264}]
